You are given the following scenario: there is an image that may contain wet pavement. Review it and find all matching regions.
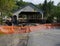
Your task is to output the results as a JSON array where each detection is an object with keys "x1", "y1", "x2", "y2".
[
  {"x1": 27, "y1": 29, "x2": 60, "y2": 46},
  {"x1": 0, "y1": 29, "x2": 60, "y2": 46},
  {"x1": 0, "y1": 33, "x2": 29, "y2": 46}
]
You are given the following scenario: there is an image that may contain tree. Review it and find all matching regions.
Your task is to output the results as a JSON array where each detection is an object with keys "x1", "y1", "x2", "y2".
[
  {"x1": 37, "y1": 4, "x2": 43, "y2": 10},
  {"x1": 38, "y1": 0, "x2": 60, "y2": 23},
  {"x1": 0, "y1": 0, "x2": 16, "y2": 12},
  {"x1": 46, "y1": 3, "x2": 60, "y2": 23},
  {"x1": 52, "y1": 6, "x2": 60, "y2": 23},
  {"x1": 42, "y1": 0, "x2": 49, "y2": 18},
  {"x1": 0, "y1": 0, "x2": 16, "y2": 24},
  {"x1": 47, "y1": 1, "x2": 54, "y2": 14},
  {"x1": 57, "y1": 2, "x2": 60, "y2": 6},
  {"x1": 16, "y1": 0, "x2": 29, "y2": 8},
  {"x1": 41, "y1": 0, "x2": 54, "y2": 17},
  {"x1": 38, "y1": 0, "x2": 54, "y2": 23}
]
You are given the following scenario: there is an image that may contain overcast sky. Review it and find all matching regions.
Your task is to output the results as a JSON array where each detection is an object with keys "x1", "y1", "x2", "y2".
[{"x1": 23, "y1": 0, "x2": 60, "y2": 5}]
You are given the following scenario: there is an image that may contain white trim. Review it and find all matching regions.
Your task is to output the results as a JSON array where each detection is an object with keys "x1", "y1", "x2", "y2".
[{"x1": 42, "y1": 13, "x2": 43, "y2": 19}]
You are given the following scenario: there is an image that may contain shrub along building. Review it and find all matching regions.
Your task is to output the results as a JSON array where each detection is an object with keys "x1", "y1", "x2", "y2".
[{"x1": 12, "y1": 3, "x2": 46, "y2": 24}]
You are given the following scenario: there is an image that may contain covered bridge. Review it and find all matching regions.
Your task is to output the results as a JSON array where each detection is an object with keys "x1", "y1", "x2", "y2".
[{"x1": 13, "y1": 3, "x2": 45, "y2": 24}]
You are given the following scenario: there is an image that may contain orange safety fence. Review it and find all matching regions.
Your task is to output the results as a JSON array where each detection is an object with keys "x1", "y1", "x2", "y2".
[
  {"x1": 0, "y1": 26, "x2": 31, "y2": 34},
  {"x1": 30, "y1": 24, "x2": 60, "y2": 32},
  {"x1": 44, "y1": 23, "x2": 60, "y2": 29},
  {"x1": 13, "y1": 26, "x2": 31, "y2": 33},
  {"x1": 0, "y1": 26, "x2": 14, "y2": 34},
  {"x1": 0, "y1": 23, "x2": 60, "y2": 34}
]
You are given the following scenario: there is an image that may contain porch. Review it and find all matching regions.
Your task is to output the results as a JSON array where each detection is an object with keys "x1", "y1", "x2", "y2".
[{"x1": 18, "y1": 12, "x2": 45, "y2": 23}]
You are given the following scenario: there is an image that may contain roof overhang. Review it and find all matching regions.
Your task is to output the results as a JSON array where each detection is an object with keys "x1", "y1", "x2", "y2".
[{"x1": 19, "y1": 12, "x2": 41, "y2": 15}]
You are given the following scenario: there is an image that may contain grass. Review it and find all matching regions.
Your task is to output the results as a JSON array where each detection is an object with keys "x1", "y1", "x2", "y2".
[{"x1": 0, "y1": 33, "x2": 5, "y2": 36}]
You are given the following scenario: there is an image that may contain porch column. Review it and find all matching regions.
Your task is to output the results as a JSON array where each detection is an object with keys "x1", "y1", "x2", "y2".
[
  {"x1": 42, "y1": 13, "x2": 43, "y2": 19},
  {"x1": 17, "y1": 14, "x2": 19, "y2": 20}
]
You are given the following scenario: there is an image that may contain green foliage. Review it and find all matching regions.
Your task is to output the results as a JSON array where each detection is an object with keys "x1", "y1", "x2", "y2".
[
  {"x1": 0, "y1": 0, "x2": 16, "y2": 12},
  {"x1": 16, "y1": 0, "x2": 29, "y2": 8},
  {"x1": 42, "y1": 0, "x2": 54, "y2": 17},
  {"x1": 51, "y1": 6, "x2": 60, "y2": 22},
  {"x1": 0, "y1": 0, "x2": 60, "y2": 23},
  {"x1": 0, "y1": 0, "x2": 16, "y2": 24},
  {"x1": 38, "y1": 0, "x2": 60, "y2": 23},
  {"x1": 57, "y1": 2, "x2": 60, "y2": 6},
  {"x1": 46, "y1": 3, "x2": 60, "y2": 23}
]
